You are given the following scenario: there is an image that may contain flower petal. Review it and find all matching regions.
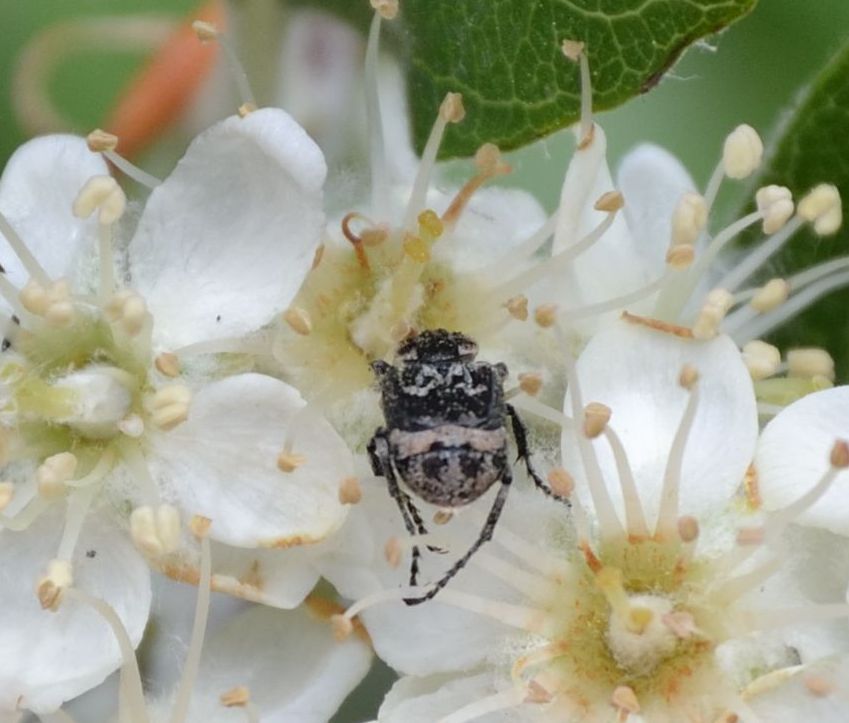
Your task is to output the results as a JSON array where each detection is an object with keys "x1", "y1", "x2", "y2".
[
  {"x1": 617, "y1": 143, "x2": 697, "y2": 268},
  {"x1": 562, "y1": 319, "x2": 758, "y2": 524},
  {"x1": 0, "y1": 508, "x2": 150, "y2": 714},
  {"x1": 149, "y1": 373, "x2": 351, "y2": 548},
  {"x1": 756, "y1": 386, "x2": 849, "y2": 535},
  {"x1": 128, "y1": 108, "x2": 326, "y2": 350},
  {"x1": 149, "y1": 604, "x2": 372, "y2": 723},
  {"x1": 0, "y1": 135, "x2": 107, "y2": 289}
]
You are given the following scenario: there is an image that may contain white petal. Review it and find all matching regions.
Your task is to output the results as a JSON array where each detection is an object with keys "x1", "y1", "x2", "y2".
[
  {"x1": 0, "y1": 508, "x2": 150, "y2": 714},
  {"x1": 563, "y1": 319, "x2": 758, "y2": 524},
  {"x1": 150, "y1": 604, "x2": 372, "y2": 723},
  {"x1": 149, "y1": 373, "x2": 351, "y2": 548},
  {"x1": 549, "y1": 126, "x2": 652, "y2": 315},
  {"x1": 0, "y1": 135, "x2": 106, "y2": 289},
  {"x1": 129, "y1": 108, "x2": 327, "y2": 350},
  {"x1": 617, "y1": 144, "x2": 697, "y2": 267},
  {"x1": 756, "y1": 386, "x2": 849, "y2": 534},
  {"x1": 745, "y1": 656, "x2": 849, "y2": 723}
]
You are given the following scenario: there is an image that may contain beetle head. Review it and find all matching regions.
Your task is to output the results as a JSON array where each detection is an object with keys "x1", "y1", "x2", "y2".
[{"x1": 396, "y1": 329, "x2": 479, "y2": 364}]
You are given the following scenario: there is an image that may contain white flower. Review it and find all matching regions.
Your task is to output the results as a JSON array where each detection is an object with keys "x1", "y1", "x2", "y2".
[
  {"x1": 336, "y1": 318, "x2": 849, "y2": 722},
  {"x1": 0, "y1": 108, "x2": 358, "y2": 713}
]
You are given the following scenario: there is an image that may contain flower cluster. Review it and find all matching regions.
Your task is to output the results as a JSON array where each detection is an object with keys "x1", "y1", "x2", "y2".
[{"x1": 2, "y1": 2, "x2": 849, "y2": 722}]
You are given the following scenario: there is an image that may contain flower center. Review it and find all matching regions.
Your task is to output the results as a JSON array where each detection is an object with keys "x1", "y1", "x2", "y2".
[{"x1": 51, "y1": 365, "x2": 134, "y2": 439}]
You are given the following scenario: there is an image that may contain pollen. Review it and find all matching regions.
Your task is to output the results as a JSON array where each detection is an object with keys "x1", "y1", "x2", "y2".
[{"x1": 505, "y1": 295, "x2": 529, "y2": 321}]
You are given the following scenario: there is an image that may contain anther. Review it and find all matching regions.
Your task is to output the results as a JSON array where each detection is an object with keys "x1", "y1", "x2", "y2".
[
  {"x1": 19, "y1": 280, "x2": 49, "y2": 315},
  {"x1": 505, "y1": 295, "x2": 529, "y2": 321},
  {"x1": 756, "y1": 185, "x2": 794, "y2": 234},
  {"x1": 418, "y1": 209, "x2": 444, "y2": 241},
  {"x1": 192, "y1": 20, "x2": 219, "y2": 42},
  {"x1": 441, "y1": 144, "x2": 510, "y2": 228},
  {"x1": 338, "y1": 476, "x2": 362, "y2": 504},
  {"x1": 190, "y1": 514, "x2": 212, "y2": 539},
  {"x1": 547, "y1": 468, "x2": 575, "y2": 497},
  {"x1": 37, "y1": 452, "x2": 78, "y2": 498},
  {"x1": 86, "y1": 129, "x2": 118, "y2": 152},
  {"x1": 677, "y1": 515, "x2": 700, "y2": 543},
  {"x1": 742, "y1": 340, "x2": 781, "y2": 380},
  {"x1": 475, "y1": 143, "x2": 509, "y2": 176},
  {"x1": 0, "y1": 482, "x2": 13, "y2": 511},
  {"x1": 583, "y1": 402, "x2": 611, "y2": 439},
  {"x1": 797, "y1": 184, "x2": 842, "y2": 236},
  {"x1": 331, "y1": 613, "x2": 354, "y2": 640},
  {"x1": 439, "y1": 92, "x2": 466, "y2": 123},
  {"x1": 594, "y1": 190, "x2": 624, "y2": 213},
  {"x1": 370, "y1": 0, "x2": 399, "y2": 20},
  {"x1": 105, "y1": 291, "x2": 148, "y2": 336},
  {"x1": 283, "y1": 307, "x2": 313, "y2": 336},
  {"x1": 238, "y1": 102, "x2": 257, "y2": 118},
  {"x1": 736, "y1": 526, "x2": 765, "y2": 546},
  {"x1": 534, "y1": 304, "x2": 558, "y2": 328},
  {"x1": 611, "y1": 685, "x2": 640, "y2": 715},
  {"x1": 220, "y1": 685, "x2": 251, "y2": 707},
  {"x1": 118, "y1": 414, "x2": 145, "y2": 438},
  {"x1": 722, "y1": 124, "x2": 763, "y2": 179},
  {"x1": 561, "y1": 39, "x2": 585, "y2": 61},
  {"x1": 750, "y1": 278, "x2": 790, "y2": 312},
  {"x1": 518, "y1": 372, "x2": 543, "y2": 397},
  {"x1": 36, "y1": 559, "x2": 73, "y2": 611},
  {"x1": 678, "y1": 364, "x2": 699, "y2": 390},
  {"x1": 804, "y1": 674, "x2": 835, "y2": 697},
  {"x1": 671, "y1": 192, "x2": 708, "y2": 245},
  {"x1": 149, "y1": 384, "x2": 191, "y2": 430},
  {"x1": 662, "y1": 610, "x2": 698, "y2": 639},
  {"x1": 692, "y1": 288, "x2": 734, "y2": 340},
  {"x1": 276, "y1": 451, "x2": 306, "y2": 473},
  {"x1": 666, "y1": 243, "x2": 695, "y2": 269},
  {"x1": 384, "y1": 536, "x2": 402, "y2": 568},
  {"x1": 830, "y1": 440, "x2": 849, "y2": 469},
  {"x1": 72, "y1": 175, "x2": 127, "y2": 225},
  {"x1": 154, "y1": 352, "x2": 181, "y2": 378},
  {"x1": 130, "y1": 504, "x2": 181, "y2": 556},
  {"x1": 787, "y1": 347, "x2": 835, "y2": 381}
]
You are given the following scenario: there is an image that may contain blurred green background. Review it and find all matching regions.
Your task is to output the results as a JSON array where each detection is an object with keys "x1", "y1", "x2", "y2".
[{"x1": 3, "y1": 0, "x2": 849, "y2": 206}]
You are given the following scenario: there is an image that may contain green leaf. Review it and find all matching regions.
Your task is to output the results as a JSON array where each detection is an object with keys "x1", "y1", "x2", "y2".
[
  {"x1": 745, "y1": 38, "x2": 849, "y2": 379},
  {"x1": 401, "y1": 0, "x2": 757, "y2": 157}
]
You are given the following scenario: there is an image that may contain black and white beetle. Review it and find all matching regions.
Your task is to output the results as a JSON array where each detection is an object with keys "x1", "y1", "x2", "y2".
[{"x1": 367, "y1": 329, "x2": 569, "y2": 605}]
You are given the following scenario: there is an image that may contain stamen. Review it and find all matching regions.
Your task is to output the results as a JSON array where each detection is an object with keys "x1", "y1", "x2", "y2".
[
  {"x1": 0, "y1": 210, "x2": 50, "y2": 285},
  {"x1": 742, "y1": 340, "x2": 782, "y2": 381},
  {"x1": 671, "y1": 193, "x2": 708, "y2": 246},
  {"x1": 655, "y1": 366, "x2": 699, "y2": 540},
  {"x1": 475, "y1": 214, "x2": 558, "y2": 282},
  {"x1": 433, "y1": 588, "x2": 547, "y2": 634},
  {"x1": 130, "y1": 504, "x2": 181, "y2": 557},
  {"x1": 341, "y1": 212, "x2": 372, "y2": 271},
  {"x1": 561, "y1": 333, "x2": 625, "y2": 541},
  {"x1": 472, "y1": 550, "x2": 558, "y2": 603},
  {"x1": 561, "y1": 39, "x2": 592, "y2": 144},
  {"x1": 169, "y1": 516, "x2": 213, "y2": 723},
  {"x1": 797, "y1": 184, "x2": 842, "y2": 236},
  {"x1": 403, "y1": 92, "x2": 466, "y2": 231},
  {"x1": 508, "y1": 395, "x2": 574, "y2": 428},
  {"x1": 37, "y1": 558, "x2": 73, "y2": 611},
  {"x1": 787, "y1": 348, "x2": 835, "y2": 381},
  {"x1": 364, "y1": 6, "x2": 390, "y2": 215},
  {"x1": 560, "y1": 272, "x2": 671, "y2": 324},
  {"x1": 86, "y1": 129, "x2": 161, "y2": 189},
  {"x1": 603, "y1": 426, "x2": 649, "y2": 538},
  {"x1": 692, "y1": 288, "x2": 734, "y2": 340},
  {"x1": 611, "y1": 685, "x2": 641, "y2": 720},
  {"x1": 334, "y1": 586, "x2": 426, "y2": 628},
  {"x1": 172, "y1": 335, "x2": 271, "y2": 358},
  {"x1": 338, "y1": 476, "x2": 362, "y2": 504},
  {"x1": 148, "y1": 384, "x2": 191, "y2": 431},
  {"x1": 64, "y1": 587, "x2": 150, "y2": 723},
  {"x1": 441, "y1": 144, "x2": 511, "y2": 230},
  {"x1": 722, "y1": 124, "x2": 763, "y2": 180},
  {"x1": 37, "y1": 451, "x2": 78, "y2": 498},
  {"x1": 746, "y1": 603, "x2": 849, "y2": 632},
  {"x1": 492, "y1": 525, "x2": 572, "y2": 580},
  {"x1": 714, "y1": 556, "x2": 783, "y2": 603},
  {"x1": 438, "y1": 685, "x2": 528, "y2": 723},
  {"x1": 55, "y1": 483, "x2": 99, "y2": 561},
  {"x1": 192, "y1": 21, "x2": 256, "y2": 109}
]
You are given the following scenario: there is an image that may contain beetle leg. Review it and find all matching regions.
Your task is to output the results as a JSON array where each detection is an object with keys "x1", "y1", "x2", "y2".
[
  {"x1": 506, "y1": 404, "x2": 572, "y2": 507},
  {"x1": 404, "y1": 467, "x2": 512, "y2": 606},
  {"x1": 368, "y1": 430, "x2": 425, "y2": 587},
  {"x1": 403, "y1": 497, "x2": 447, "y2": 555}
]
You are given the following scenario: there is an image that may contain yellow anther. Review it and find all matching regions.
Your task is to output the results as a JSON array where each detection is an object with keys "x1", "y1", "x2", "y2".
[
  {"x1": 830, "y1": 440, "x2": 849, "y2": 469},
  {"x1": 582, "y1": 402, "x2": 611, "y2": 439},
  {"x1": 547, "y1": 468, "x2": 575, "y2": 497},
  {"x1": 505, "y1": 295, "x2": 529, "y2": 321},
  {"x1": 518, "y1": 372, "x2": 543, "y2": 397},
  {"x1": 220, "y1": 686, "x2": 251, "y2": 708},
  {"x1": 561, "y1": 39, "x2": 585, "y2": 62},
  {"x1": 594, "y1": 190, "x2": 624, "y2": 213},
  {"x1": 36, "y1": 559, "x2": 73, "y2": 611},
  {"x1": 534, "y1": 304, "x2": 558, "y2": 328},
  {"x1": 276, "y1": 451, "x2": 306, "y2": 473},
  {"x1": 439, "y1": 92, "x2": 466, "y2": 123},
  {"x1": 403, "y1": 234, "x2": 430, "y2": 263},
  {"x1": 679, "y1": 364, "x2": 699, "y2": 390},
  {"x1": 338, "y1": 476, "x2": 363, "y2": 504},
  {"x1": 86, "y1": 129, "x2": 118, "y2": 153},
  {"x1": 283, "y1": 307, "x2": 313, "y2": 336},
  {"x1": 190, "y1": 514, "x2": 212, "y2": 539},
  {"x1": 155, "y1": 352, "x2": 181, "y2": 378},
  {"x1": 417, "y1": 209, "x2": 444, "y2": 241}
]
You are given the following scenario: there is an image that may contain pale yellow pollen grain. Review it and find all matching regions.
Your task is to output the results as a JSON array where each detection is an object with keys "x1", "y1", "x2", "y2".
[
  {"x1": 384, "y1": 537, "x2": 402, "y2": 568},
  {"x1": 505, "y1": 294, "x2": 529, "y2": 321},
  {"x1": 338, "y1": 476, "x2": 363, "y2": 505},
  {"x1": 86, "y1": 128, "x2": 118, "y2": 152},
  {"x1": 611, "y1": 685, "x2": 640, "y2": 714},
  {"x1": 803, "y1": 674, "x2": 835, "y2": 697},
  {"x1": 534, "y1": 304, "x2": 558, "y2": 328},
  {"x1": 583, "y1": 402, "x2": 611, "y2": 439},
  {"x1": 677, "y1": 515, "x2": 700, "y2": 543},
  {"x1": 331, "y1": 613, "x2": 354, "y2": 641},
  {"x1": 190, "y1": 514, "x2": 212, "y2": 539},
  {"x1": 155, "y1": 352, "x2": 181, "y2": 378},
  {"x1": 440, "y1": 92, "x2": 466, "y2": 123},
  {"x1": 830, "y1": 439, "x2": 849, "y2": 469},
  {"x1": 277, "y1": 451, "x2": 306, "y2": 473},
  {"x1": 561, "y1": 39, "x2": 585, "y2": 61},
  {"x1": 283, "y1": 307, "x2": 313, "y2": 336},
  {"x1": 547, "y1": 468, "x2": 575, "y2": 497},
  {"x1": 0, "y1": 482, "x2": 13, "y2": 511},
  {"x1": 220, "y1": 685, "x2": 251, "y2": 707},
  {"x1": 518, "y1": 372, "x2": 543, "y2": 397},
  {"x1": 594, "y1": 190, "x2": 624, "y2": 212},
  {"x1": 433, "y1": 509, "x2": 454, "y2": 525}
]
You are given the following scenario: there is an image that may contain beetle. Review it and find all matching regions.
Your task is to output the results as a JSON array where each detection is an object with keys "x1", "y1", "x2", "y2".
[{"x1": 367, "y1": 328, "x2": 569, "y2": 605}]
